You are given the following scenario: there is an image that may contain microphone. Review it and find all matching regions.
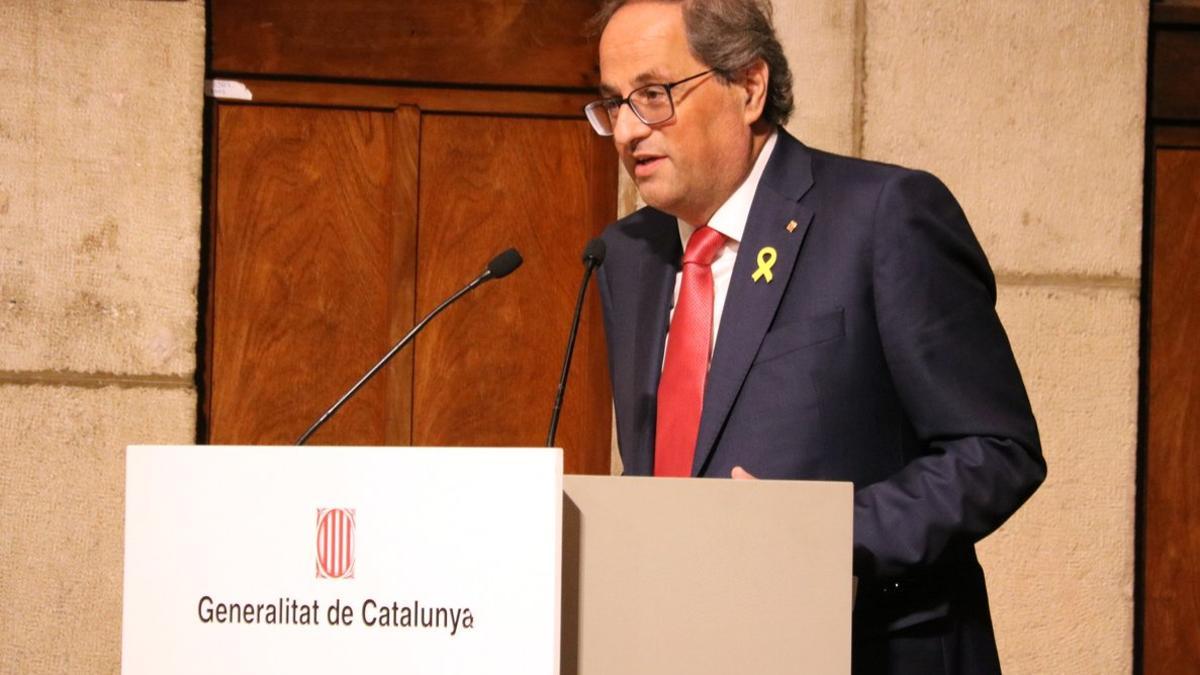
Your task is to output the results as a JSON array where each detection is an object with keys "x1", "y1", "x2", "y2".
[
  {"x1": 546, "y1": 238, "x2": 606, "y2": 447},
  {"x1": 296, "y1": 248, "x2": 524, "y2": 445},
  {"x1": 485, "y1": 248, "x2": 523, "y2": 280}
]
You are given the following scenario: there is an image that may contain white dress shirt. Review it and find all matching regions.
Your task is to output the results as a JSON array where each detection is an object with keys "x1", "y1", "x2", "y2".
[{"x1": 668, "y1": 129, "x2": 779, "y2": 362}]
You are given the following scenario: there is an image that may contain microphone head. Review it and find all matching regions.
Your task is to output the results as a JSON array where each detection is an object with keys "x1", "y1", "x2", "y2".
[
  {"x1": 486, "y1": 248, "x2": 523, "y2": 279},
  {"x1": 582, "y1": 238, "x2": 607, "y2": 267}
]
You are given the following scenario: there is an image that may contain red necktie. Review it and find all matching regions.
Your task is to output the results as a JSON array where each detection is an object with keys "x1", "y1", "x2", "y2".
[{"x1": 655, "y1": 226, "x2": 726, "y2": 477}]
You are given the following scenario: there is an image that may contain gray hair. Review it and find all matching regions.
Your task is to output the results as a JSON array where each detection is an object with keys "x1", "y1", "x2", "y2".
[{"x1": 591, "y1": 0, "x2": 794, "y2": 126}]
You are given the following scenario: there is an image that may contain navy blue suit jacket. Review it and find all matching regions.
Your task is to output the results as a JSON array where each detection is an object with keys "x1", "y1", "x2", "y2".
[{"x1": 596, "y1": 130, "x2": 1045, "y2": 674}]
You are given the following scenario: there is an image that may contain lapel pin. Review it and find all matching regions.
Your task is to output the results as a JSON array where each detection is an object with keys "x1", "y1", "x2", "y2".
[
  {"x1": 786, "y1": 219, "x2": 798, "y2": 233},
  {"x1": 752, "y1": 246, "x2": 777, "y2": 283}
]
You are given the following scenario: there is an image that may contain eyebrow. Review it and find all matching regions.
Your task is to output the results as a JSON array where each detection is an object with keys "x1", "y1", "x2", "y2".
[
  {"x1": 597, "y1": 82, "x2": 621, "y2": 98},
  {"x1": 597, "y1": 68, "x2": 675, "y2": 98}
]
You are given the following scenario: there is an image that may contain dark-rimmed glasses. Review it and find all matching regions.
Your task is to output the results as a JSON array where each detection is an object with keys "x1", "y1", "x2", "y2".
[{"x1": 584, "y1": 69, "x2": 715, "y2": 136}]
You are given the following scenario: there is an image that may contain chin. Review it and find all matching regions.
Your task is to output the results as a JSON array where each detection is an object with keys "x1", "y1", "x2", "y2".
[
  {"x1": 638, "y1": 192, "x2": 677, "y2": 217},
  {"x1": 634, "y1": 182, "x2": 680, "y2": 216}
]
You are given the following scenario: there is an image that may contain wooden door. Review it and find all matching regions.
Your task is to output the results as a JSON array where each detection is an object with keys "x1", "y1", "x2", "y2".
[
  {"x1": 1144, "y1": 135, "x2": 1200, "y2": 674},
  {"x1": 414, "y1": 114, "x2": 614, "y2": 471},
  {"x1": 1141, "y1": 3, "x2": 1200, "y2": 671},
  {"x1": 209, "y1": 105, "x2": 418, "y2": 446},
  {"x1": 203, "y1": 0, "x2": 615, "y2": 470}
]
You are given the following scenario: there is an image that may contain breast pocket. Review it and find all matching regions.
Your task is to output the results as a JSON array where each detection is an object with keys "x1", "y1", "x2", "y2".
[{"x1": 753, "y1": 307, "x2": 845, "y2": 365}]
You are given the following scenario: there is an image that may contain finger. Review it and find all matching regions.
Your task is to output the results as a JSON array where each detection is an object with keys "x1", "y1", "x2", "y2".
[{"x1": 732, "y1": 466, "x2": 755, "y2": 479}]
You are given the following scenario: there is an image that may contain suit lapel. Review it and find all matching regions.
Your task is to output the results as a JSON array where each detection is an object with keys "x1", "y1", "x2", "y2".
[
  {"x1": 691, "y1": 134, "x2": 815, "y2": 476},
  {"x1": 625, "y1": 212, "x2": 680, "y2": 475}
]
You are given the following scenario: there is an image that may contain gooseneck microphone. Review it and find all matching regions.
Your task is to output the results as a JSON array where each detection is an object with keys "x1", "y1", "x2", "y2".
[
  {"x1": 296, "y1": 248, "x2": 523, "y2": 445},
  {"x1": 546, "y1": 238, "x2": 607, "y2": 447}
]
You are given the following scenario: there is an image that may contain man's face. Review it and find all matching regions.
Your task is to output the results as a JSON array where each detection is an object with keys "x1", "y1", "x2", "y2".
[{"x1": 598, "y1": 1, "x2": 761, "y2": 225}]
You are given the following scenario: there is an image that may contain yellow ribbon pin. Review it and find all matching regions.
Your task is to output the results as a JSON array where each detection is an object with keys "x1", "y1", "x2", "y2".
[{"x1": 752, "y1": 246, "x2": 777, "y2": 283}]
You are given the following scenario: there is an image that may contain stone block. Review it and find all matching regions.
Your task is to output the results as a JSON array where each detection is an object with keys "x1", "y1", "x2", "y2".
[
  {"x1": 775, "y1": 0, "x2": 860, "y2": 155},
  {"x1": 0, "y1": 3, "x2": 37, "y2": 162},
  {"x1": 861, "y1": 2, "x2": 1147, "y2": 279},
  {"x1": 981, "y1": 283, "x2": 1139, "y2": 674},
  {"x1": 0, "y1": 1, "x2": 205, "y2": 376},
  {"x1": 0, "y1": 383, "x2": 196, "y2": 674}
]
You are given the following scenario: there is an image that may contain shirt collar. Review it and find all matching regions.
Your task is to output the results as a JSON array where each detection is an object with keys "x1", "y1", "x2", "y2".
[{"x1": 677, "y1": 128, "x2": 779, "y2": 249}]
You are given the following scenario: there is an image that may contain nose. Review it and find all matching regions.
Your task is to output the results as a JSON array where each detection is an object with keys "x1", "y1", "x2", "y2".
[{"x1": 611, "y1": 103, "x2": 651, "y2": 149}]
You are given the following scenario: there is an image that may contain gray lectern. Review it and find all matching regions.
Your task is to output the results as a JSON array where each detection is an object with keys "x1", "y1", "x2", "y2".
[{"x1": 561, "y1": 475, "x2": 853, "y2": 675}]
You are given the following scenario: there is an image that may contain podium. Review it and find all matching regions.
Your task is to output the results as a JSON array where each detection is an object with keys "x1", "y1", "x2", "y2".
[
  {"x1": 121, "y1": 445, "x2": 564, "y2": 674},
  {"x1": 122, "y1": 446, "x2": 850, "y2": 674},
  {"x1": 562, "y1": 475, "x2": 852, "y2": 674}
]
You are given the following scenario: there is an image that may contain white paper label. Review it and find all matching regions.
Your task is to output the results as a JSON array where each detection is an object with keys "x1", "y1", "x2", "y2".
[{"x1": 205, "y1": 79, "x2": 253, "y2": 101}]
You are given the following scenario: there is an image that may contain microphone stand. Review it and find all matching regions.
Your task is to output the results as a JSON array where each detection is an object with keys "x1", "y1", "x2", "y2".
[
  {"x1": 546, "y1": 240, "x2": 605, "y2": 447},
  {"x1": 297, "y1": 249, "x2": 522, "y2": 445}
]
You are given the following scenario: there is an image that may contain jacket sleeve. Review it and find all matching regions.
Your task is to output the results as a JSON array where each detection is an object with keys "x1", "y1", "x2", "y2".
[{"x1": 852, "y1": 168, "x2": 1046, "y2": 582}]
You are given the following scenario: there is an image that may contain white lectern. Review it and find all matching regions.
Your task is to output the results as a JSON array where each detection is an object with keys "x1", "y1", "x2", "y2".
[
  {"x1": 122, "y1": 446, "x2": 852, "y2": 674},
  {"x1": 121, "y1": 445, "x2": 562, "y2": 675}
]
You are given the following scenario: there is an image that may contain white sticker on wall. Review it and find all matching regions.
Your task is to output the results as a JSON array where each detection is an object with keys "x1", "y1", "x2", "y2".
[{"x1": 205, "y1": 79, "x2": 253, "y2": 101}]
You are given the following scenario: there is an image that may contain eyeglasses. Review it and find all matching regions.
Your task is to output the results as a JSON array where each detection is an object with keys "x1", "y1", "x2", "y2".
[{"x1": 584, "y1": 69, "x2": 715, "y2": 137}]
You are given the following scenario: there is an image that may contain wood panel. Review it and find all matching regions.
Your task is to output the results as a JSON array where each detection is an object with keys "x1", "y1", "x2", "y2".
[
  {"x1": 214, "y1": 78, "x2": 596, "y2": 118},
  {"x1": 413, "y1": 114, "x2": 615, "y2": 473},
  {"x1": 1152, "y1": 1, "x2": 1200, "y2": 26},
  {"x1": 1144, "y1": 147, "x2": 1200, "y2": 673},
  {"x1": 1152, "y1": 29, "x2": 1200, "y2": 120},
  {"x1": 210, "y1": 0, "x2": 601, "y2": 89},
  {"x1": 209, "y1": 105, "x2": 419, "y2": 445},
  {"x1": 1155, "y1": 125, "x2": 1200, "y2": 149}
]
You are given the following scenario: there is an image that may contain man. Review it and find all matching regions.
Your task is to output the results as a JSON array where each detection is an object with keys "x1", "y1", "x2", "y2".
[{"x1": 586, "y1": 1, "x2": 1046, "y2": 673}]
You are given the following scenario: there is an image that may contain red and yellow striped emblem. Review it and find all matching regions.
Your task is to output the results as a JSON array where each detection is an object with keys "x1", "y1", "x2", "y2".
[{"x1": 316, "y1": 508, "x2": 356, "y2": 579}]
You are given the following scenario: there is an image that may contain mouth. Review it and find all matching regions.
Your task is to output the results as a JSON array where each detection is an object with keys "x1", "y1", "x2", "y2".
[{"x1": 632, "y1": 155, "x2": 665, "y2": 178}]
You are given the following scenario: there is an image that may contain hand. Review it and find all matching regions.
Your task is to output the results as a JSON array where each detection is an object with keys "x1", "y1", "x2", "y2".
[{"x1": 731, "y1": 466, "x2": 757, "y2": 480}]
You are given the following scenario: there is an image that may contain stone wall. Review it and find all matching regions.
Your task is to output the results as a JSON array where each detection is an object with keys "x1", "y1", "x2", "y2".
[
  {"x1": 0, "y1": 1, "x2": 205, "y2": 672},
  {"x1": 783, "y1": 2, "x2": 1145, "y2": 673},
  {"x1": 619, "y1": 1, "x2": 1145, "y2": 672}
]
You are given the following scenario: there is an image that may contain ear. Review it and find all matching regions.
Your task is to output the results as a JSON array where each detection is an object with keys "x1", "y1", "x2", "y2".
[{"x1": 739, "y1": 58, "x2": 769, "y2": 125}]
